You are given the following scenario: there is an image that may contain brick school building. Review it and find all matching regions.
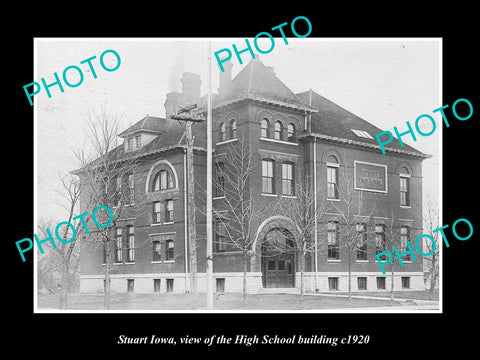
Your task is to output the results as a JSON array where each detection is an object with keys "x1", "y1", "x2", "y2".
[{"x1": 78, "y1": 58, "x2": 429, "y2": 294}]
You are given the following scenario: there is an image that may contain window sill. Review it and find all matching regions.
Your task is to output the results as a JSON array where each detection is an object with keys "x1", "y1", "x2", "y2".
[
  {"x1": 213, "y1": 196, "x2": 226, "y2": 200},
  {"x1": 261, "y1": 193, "x2": 277, "y2": 197},
  {"x1": 163, "y1": 221, "x2": 174, "y2": 225},
  {"x1": 125, "y1": 262, "x2": 135, "y2": 265},
  {"x1": 213, "y1": 251, "x2": 243, "y2": 255},
  {"x1": 400, "y1": 205, "x2": 411, "y2": 209},
  {"x1": 356, "y1": 260, "x2": 369, "y2": 263},
  {"x1": 164, "y1": 260, "x2": 175, "y2": 263},
  {"x1": 261, "y1": 138, "x2": 298, "y2": 146},
  {"x1": 112, "y1": 203, "x2": 134, "y2": 210},
  {"x1": 282, "y1": 195, "x2": 296, "y2": 199},
  {"x1": 327, "y1": 259, "x2": 341, "y2": 262},
  {"x1": 150, "y1": 188, "x2": 178, "y2": 194},
  {"x1": 150, "y1": 223, "x2": 162, "y2": 227},
  {"x1": 151, "y1": 261, "x2": 162, "y2": 264},
  {"x1": 113, "y1": 262, "x2": 123, "y2": 266},
  {"x1": 216, "y1": 138, "x2": 238, "y2": 146},
  {"x1": 327, "y1": 198, "x2": 340, "y2": 202}
]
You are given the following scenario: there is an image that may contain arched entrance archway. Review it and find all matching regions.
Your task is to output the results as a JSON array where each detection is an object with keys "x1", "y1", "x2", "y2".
[{"x1": 261, "y1": 228, "x2": 295, "y2": 288}]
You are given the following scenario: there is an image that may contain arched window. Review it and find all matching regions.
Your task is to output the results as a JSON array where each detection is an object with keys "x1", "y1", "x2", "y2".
[
  {"x1": 287, "y1": 123, "x2": 295, "y2": 142},
  {"x1": 261, "y1": 118, "x2": 269, "y2": 138},
  {"x1": 219, "y1": 122, "x2": 226, "y2": 142},
  {"x1": 230, "y1": 119, "x2": 237, "y2": 139},
  {"x1": 274, "y1": 121, "x2": 283, "y2": 140},
  {"x1": 153, "y1": 170, "x2": 174, "y2": 191}
]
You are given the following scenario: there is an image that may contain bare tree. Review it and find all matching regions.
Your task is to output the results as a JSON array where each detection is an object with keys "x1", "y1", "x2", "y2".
[
  {"x1": 270, "y1": 170, "x2": 326, "y2": 300},
  {"x1": 422, "y1": 196, "x2": 440, "y2": 299},
  {"x1": 326, "y1": 163, "x2": 377, "y2": 300},
  {"x1": 74, "y1": 107, "x2": 149, "y2": 310},
  {"x1": 51, "y1": 173, "x2": 84, "y2": 309},
  {"x1": 36, "y1": 219, "x2": 57, "y2": 294},
  {"x1": 206, "y1": 136, "x2": 267, "y2": 304},
  {"x1": 380, "y1": 211, "x2": 400, "y2": 300}
]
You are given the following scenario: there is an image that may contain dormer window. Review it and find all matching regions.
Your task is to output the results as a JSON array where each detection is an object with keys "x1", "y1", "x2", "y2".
[
  {"x1": 135, "y1": 134, "x2": 142, "y2": 148},
  {"x1": 127, "y1": 138, "x2": 134, "y2": 151}
]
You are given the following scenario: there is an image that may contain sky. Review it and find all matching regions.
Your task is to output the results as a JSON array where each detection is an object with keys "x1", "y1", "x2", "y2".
[{"x1": 35, "y1": 38, "x2": 441, "y2": 223}]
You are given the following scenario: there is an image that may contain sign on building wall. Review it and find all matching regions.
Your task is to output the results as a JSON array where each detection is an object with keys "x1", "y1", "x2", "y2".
[{"x1": 354, "y1": 161, "x2": 387, "y2": 193}]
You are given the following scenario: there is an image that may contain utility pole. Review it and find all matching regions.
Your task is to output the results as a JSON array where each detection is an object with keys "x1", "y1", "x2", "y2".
[
  {"x1": 206, "y1": 41, "x2": 214, "y2": 309},
  {"x1": 172, "y1": 104, "x2": 204, "y2": 309}
]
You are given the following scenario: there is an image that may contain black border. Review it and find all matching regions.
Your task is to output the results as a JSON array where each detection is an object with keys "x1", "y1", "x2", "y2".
[{"x1": 7, "y1": 6, "x2": 478, "y2": 356}]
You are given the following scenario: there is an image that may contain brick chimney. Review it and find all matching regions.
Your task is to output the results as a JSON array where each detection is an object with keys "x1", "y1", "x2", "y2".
[
  {"x1": 181, "y1": 72, "x2": 202, "y2": 103},
  {"x1": 164, "y1": 91, "x2": 183, "y2": 118},
  {"x1": 218, "y1": 59, "x2": 233, "y2": 95}
]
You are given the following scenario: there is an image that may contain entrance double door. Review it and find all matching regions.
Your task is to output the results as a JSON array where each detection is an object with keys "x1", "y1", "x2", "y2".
[
  {"x1": 264, "y1": 253, "x2": 294, "y2": 288},
  {"x1": 262, "y1": 228, "x2": 295, "y2": 288}
]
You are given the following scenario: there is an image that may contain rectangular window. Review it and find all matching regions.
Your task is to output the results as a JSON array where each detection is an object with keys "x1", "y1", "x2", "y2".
[
  {"x1": 115, "y1": 228, "x2": 123, "y2": 263},
  {"x1": 356, "y1": 223, "x2": 368, "y2": 260},
  {"x1": 215, "y1": 220, "x2": 226, "y2": 252},
  {"x1": 282, "y1": 163, "x2": 294, "y2": 196},
  {"x1": 166, "y1": 199, "x2": 174, "y2": 222},
  {"x1": 216, "y1": 278, "x2": 225, "y2": 293},
  {"x1": 166, "y1": 279, "x2": 174, "y2": 293},
  {"x1": 127, "y1": 279, "x2": 134, "y2": 293},
  {"x1": 214, "y1": 162, "x2": 225, "y2": 197},
  {"x1": 400, "y1": 226, "x2": 411, "y2": 261},
  {"x1": 127, "y1": 226, "x2": 135, "y2": 262},
  {"x1": 154, "y1": 279, "x2": 161, "y2": 292},
  {"x1": 262, "y1": 160, "x2": 275, "y2": 194},
  {"x1": 377, "y1": 277, "x2": 386, "y2": 290},
  {"x1": 267, "y1": 260, "x2": 276, "y2": 271},
  {"x1": 400, "y1": 176, "x2": 410, "y2": 206},
  {"x1": 153, "y1": 201, "x2": 161, "y2": 223},
  {"x1": 165, "y1": 240, "x2": 174, "y2": 260},
  {"x1": 357, "y1": 277, "x2": 367, "y2": 290},
  {"x1": 375, "y1": 224, "x2": 387, "y2": 261},
  {"x1": 127, "y1": 173, "x2": 134, "y2": 204},
  {"x1": 115, "y1": 176, "x2": 122, "y2": 206},
  {"x1": 327, "y1": 221, "x2": 339, "y2": 260},
  {"x1": 327, "y1": 166, "x2": 339, "y2": 199},
  {"x1": 135, "y1": 134, "x2": 142, "y2": 148},
  {"x1": 328, "y1": 277, "x2": 339, "y2": 291},
  {"x1": 127, "y1": 137, "x2": 133, "y2": 151},
  {"x1": 153, "y1": 240, "x2": 162, "y2": 262},
  {"x1": 401, "y1": 277, "x2": 410, "y2": 289}
]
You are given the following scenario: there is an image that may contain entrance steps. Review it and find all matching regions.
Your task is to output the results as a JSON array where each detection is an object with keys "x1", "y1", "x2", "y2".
[{"x1": 260, "y1": 287, "x2": 300, "y2": 294}]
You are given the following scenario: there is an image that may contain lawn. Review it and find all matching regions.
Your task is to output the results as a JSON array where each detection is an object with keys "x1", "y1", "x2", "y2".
[
  {"x1": 317, "y1": 289, "x2": 439, "y2": 301},
  {"x1": 36, "y1": 292, "x2": 406, "y2": 311}
]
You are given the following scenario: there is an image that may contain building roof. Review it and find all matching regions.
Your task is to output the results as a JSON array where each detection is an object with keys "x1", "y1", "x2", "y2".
[
  {"x1": 296, "y1": 90, "x2": 429, "y2": 158},
  {"x1": 213, "y1": 58, "x2": 316, "y2": 112},
  {"x1": 76, "y1": 116, "x2": 206, "y2": 173},
  {"x1": 118, "y1": 115, "x2": 167, "y2": 137}
]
